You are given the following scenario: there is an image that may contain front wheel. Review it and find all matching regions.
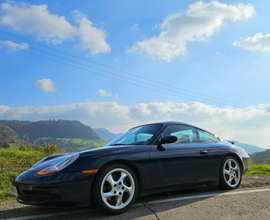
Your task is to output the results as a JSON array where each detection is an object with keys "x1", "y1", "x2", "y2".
[
  {"x1": 219, "y1": 156, "x2": 242, "y2": 190},
  {"x1": 92, "y1": 164, "x2": 138, "y2": 214}
]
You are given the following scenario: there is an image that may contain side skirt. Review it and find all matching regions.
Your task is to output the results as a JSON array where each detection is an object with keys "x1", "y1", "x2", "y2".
[{"x1": 138, "y1": 178, "x2": 219, "y2": 196}]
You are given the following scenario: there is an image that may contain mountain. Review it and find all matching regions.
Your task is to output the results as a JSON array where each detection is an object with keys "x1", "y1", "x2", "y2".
[
  {"x1": 234, "y1": 141, "x2": 265, "y2": 154},
  {"x1": 93, "y1": 128, "x2": 122, "y2": 142},
  {"x1": 0, "y1": 120, "x2": 100, "y2": 142}
]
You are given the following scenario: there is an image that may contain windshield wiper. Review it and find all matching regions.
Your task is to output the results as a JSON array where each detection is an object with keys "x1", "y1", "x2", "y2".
[{"x1": 110, "y1": 143, "x2": 127, "y2": 146}]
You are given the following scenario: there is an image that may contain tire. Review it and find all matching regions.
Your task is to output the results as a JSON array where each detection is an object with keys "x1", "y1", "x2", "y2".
[
  {"x1": 92, "y1": 164, "x2": 138, "y2": 215},
  {"x1": 219, "y1": 156, "x2": 242, "y2": 190}
]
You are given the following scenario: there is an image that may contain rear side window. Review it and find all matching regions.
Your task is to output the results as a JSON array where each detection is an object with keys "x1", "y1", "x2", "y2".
[
  {"x1": 162, "y1": 125, "x2": 197, "y2": 144},
  {"x1": 198, "y1": 129, "x2": 219, "y2": 143}
]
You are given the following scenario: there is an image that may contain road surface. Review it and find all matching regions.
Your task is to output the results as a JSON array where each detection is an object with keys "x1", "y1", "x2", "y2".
[{"x1": 1, "y1": 186, "x2": 270, "y2": 220}]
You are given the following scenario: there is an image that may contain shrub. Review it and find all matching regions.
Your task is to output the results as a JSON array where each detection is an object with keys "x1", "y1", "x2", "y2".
[
  {"x1": 36, "y1": 142, "x2": 63, "y2": 155},
  {"x1": 19, "y1": 144, "x2": 27, "y2": 151},
  {"x1": 1, "y1": 142, "x2": 10, "y2": 148}
]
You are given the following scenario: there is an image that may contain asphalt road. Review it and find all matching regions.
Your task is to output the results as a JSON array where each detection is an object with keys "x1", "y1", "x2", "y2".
[{"x1": 1, "y1": 186, "x2": 270, "y2": 220}]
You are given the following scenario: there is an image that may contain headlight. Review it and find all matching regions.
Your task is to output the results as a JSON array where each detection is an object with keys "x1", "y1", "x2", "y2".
[
  {"x1": 32, "y1": 157, "x2": 48, "y2": 168},
  {"x1": 32, "y1": 153, "x2": 72, "y2": 168},
  {"x1": 36, "y1": 153, "x2": 79, "y2": 175}
]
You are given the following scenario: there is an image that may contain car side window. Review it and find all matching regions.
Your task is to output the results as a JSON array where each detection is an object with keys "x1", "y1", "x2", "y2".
[
  {"x1": 198, "y1": 129, "x2": 220, "y2": 143},
  {"x1": 162, "y1": 125, "x2": 197, "y2": 144},
  {"x1": 121, "y1": 133, "x2": 153, "y2": 144}
]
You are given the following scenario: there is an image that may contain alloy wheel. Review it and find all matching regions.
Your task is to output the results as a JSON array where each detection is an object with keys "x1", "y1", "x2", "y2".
[
  {"x1": 223, "y1": 158, "x2": 240, "y2": 187},
  {"x1": 100, "y1": 168, "x2": 135, "y2": 210}
]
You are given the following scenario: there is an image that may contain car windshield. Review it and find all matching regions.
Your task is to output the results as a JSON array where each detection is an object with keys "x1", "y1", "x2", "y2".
[{"x1": 107, "y1": 124, "x2": 163, "y2": 146}]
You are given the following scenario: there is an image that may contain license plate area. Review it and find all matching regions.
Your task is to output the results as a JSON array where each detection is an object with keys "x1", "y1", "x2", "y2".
[{"x1": 10, "y1": 185, "x2": 18, "y2": 197}]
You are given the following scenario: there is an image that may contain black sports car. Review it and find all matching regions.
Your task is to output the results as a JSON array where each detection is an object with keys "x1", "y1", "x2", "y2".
[{"x1": 11, "y1": 122, "x2": 249, "y2": 214}]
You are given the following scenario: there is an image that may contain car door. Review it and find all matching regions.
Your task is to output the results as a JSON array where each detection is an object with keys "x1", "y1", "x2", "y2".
[
  {"x1": 196, "y1": 129, "x2": 225, "y2": 180},
  {"x1": 150, "y1": 124, "x2": 209, "y2": 187}
]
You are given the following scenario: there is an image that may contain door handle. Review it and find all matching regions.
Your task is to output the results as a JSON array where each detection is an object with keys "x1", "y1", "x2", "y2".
[{"x1": 200, "y1": 150, "x2": 208, "y2": 155}]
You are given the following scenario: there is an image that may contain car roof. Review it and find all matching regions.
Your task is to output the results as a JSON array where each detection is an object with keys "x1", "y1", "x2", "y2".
[
  {"x1": 131, "y1": 121, "x2": 198, "y2": 129},
  {"x1": 130, "y1": 121, "x2": 219, "y2": 138}
]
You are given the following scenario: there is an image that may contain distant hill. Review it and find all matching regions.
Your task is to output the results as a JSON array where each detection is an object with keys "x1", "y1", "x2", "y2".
[
  {"x1": 0, "y1": 131, "x2": 33, "y2": 148},
  {"x1": 0, "y1": 123, "x2": 19, "y2": 137},
  {"x1": 234, "y1": 141, "x2": 265, "y2": 154},
  {"x1": 0, "y1": 120, "x2": 100, "y2": 142},
  {"x1": 0, "y1": 120, "x2": 103, "y2": 152},
  {"x1": 93, "y1": 128, "x2": 122, "y2": 142},
  {"x1": 249, "y1": 149, "x2": 270, "y2": 164}
]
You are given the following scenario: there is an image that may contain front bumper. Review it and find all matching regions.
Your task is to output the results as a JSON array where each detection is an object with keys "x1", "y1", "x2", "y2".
[
  {"x1": 242, "y1": 156, "x2": 250, "y2": 175},
  {"x1": 12, "y1": 170, "x2": 95, "y2": 207}
]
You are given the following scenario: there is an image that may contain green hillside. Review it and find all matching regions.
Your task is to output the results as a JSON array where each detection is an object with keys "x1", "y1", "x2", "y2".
[
  {"x1": 250, "y1": 149, "x2": 270, "y2": 164},
  {"x1": 0, "y1": 131, "x2": 34, "y2": 149},
  {"x1": 0, "y1": 120, "x2": 105, "y2": 152},
  {"x1": 0, "y1": 123, "x2": 19, "y2": 137},
  {"x1": 0, "y1": 120, "x2": 101, "y2": 141}
]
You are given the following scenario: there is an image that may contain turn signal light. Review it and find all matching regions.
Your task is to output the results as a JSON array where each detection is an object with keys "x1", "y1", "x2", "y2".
[
  {"x1": 37, "y1": 170, "x2": 57, "y2": 175},
  {"x1": 242, "y1": 148, "x2": 247, "y2": 154},
  {"x1": 82, "y1": 169, "x2": 99, "y2": 174}
]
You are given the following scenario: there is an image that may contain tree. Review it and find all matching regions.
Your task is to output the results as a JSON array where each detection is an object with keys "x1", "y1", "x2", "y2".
[{"x1": 1, "y1": 142, "x2": 10, "y2": 148}]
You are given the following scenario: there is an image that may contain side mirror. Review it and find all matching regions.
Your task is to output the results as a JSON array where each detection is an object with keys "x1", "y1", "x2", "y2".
[{"x1": 160, "y1": 135, "x2": 177, "y2": 144}]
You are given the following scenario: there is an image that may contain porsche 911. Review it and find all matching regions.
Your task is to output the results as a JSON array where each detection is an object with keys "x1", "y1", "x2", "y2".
[{"x1": 11, "y1": 122, "x2": 249, "y2": 214}]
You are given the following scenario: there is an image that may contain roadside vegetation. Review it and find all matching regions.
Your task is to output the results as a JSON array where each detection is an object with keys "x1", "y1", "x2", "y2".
[
  {"x1": 245, "y1": 163, "x2": 270, "y2": 175},
  {"x1": 0, "y1": 143, "x2": 62, "y2": 202}
]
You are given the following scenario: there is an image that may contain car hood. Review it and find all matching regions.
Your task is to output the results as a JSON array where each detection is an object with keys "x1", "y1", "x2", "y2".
[{"x1": 28, "y1": 146, "x2": 114, "y2": 172}]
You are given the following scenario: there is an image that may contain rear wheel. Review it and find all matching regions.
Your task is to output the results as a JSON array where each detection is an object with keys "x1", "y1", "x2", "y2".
[
  {"x1": 92, "y1": 164, "x2": 138, "y2": 214},
  {"x1": 219, "y1": 156, "x2": 242, "y2": 189}
]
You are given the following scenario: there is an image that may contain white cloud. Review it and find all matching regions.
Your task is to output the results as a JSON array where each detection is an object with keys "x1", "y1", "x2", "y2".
[
  {"x1": 74, "y1": 10, "x2": 111, "y2": 55},
  {"x1": 127, "y1": 1, "x2": 255, "y2": 61},
  {"x1": 114, "y1": 59, "x2": 120, "y2": 63},
  {"x1": 35, "y1": 79, "x2": 56, "y2": 92},
  {"x1": 131, "y1": 23, "x2": 139, "y2": 31},
  {"x1": 0, "y1": 40, "x2": 29, "y2": 51},
  {"x1": 96, "y1": 89, "x2": 119, "y2": 98},
  {"x1": 0, "y1": 1, "x2": 111, "y2": 55},
  {"x1": 0, "y1": 105, "x2": 10, "y2": 116},
  {"x1": 96, "y1": 89, "x2": 112, "y2": 97},
  {"x1": 233, "y1": 33, "x2": 270, "y2": 52},
  {"x1": 0, "y1": 1, "x2": 76, "y2": 44},
  {"x1": 0, "y1": 101, "x2": 270, "y2": 148}
]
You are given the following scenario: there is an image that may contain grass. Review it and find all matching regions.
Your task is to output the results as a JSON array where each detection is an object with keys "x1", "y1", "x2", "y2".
[
  {"x1": 245, "y1": 163, "x2": 270, "y2": 175},
  {"x1": 0, "y1": 148, "x2": 60, "y2": 202},
  {"x1": 8, "y1": 143, "x2": 20, "y2": 149}
]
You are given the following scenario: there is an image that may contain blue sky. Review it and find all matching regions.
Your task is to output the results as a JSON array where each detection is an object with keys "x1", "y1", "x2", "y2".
[{"x1": 1, "y1": 0, "x2": 270, "y2": 147}]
